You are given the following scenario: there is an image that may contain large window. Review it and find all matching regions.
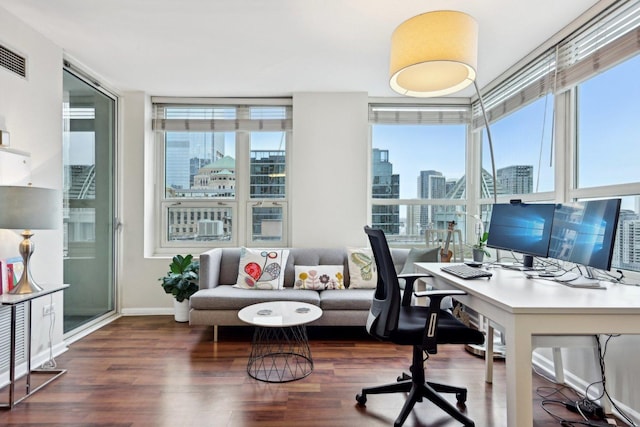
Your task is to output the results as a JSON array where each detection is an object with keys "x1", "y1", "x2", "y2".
[
  {"x1": 574, "y1": 54, "x2": 640, "y2": 272},
  {"x1": 481, "y1": 95, "x2": 555, "y2": 198},
  {"x1": 370, "y1": 104, "x2": 469, "y2": 246},
  {"x1": 153, "y1": 101, "x2": 292, "y2": 250},
  {"x1": 576, "y1": 54, "x2": 640, "y2": 189}
]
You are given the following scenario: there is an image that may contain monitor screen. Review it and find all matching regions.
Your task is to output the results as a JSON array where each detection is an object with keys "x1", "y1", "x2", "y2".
[
  {"x1": 486, "y1": 203, "x2": 556, "y2": 258},
  {"x1": 548, "y1": 198, "x2": 621, "y2": 271}
]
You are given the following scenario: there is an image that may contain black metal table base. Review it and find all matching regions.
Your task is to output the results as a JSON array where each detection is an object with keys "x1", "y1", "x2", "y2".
[{"x1": 247, "y1": 324, "x2": 314, "y2": 382}]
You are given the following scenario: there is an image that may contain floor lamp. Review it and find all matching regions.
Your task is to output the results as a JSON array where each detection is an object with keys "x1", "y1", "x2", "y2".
[
  {"x1": 389, "y1": 10, "x2": 500, "y2": 361},
  {"x1": 0, "y1": 185, "x2": 60, "y2": 294}
]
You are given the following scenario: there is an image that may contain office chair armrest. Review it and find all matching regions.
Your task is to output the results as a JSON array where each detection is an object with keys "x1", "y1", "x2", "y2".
[
  {"x1": 398, "y1": 273, "x2": 433, "y2": 306},
  {"x1": 415, "y1": 289, "x2": 466, "y2": 314},
  {"x1": 416, "y1": 290, "x2": 468, "y2": 354},
  {"x1": 413, "y1": 289, "x2": 466, "y2": 298}
]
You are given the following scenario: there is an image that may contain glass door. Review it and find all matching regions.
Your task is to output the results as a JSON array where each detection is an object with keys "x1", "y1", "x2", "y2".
[{"x1": 62, "y1": 69, "x2": 116, "y2": 333}]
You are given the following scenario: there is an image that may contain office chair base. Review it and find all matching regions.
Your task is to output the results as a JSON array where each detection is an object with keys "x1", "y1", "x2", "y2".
[{"x1": 356, "y1": 379, "x2": 474, "y2": 427}]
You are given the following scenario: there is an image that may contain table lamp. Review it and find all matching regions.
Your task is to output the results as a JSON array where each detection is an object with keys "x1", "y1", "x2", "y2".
[{"x1": 0, "y1": 185, "x2": 60, "y2": 294}]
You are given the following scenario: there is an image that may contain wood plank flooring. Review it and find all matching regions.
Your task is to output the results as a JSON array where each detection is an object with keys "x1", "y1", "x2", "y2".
[{"x1": 0, "y1": 316, "x2": 615, "y2": 426}]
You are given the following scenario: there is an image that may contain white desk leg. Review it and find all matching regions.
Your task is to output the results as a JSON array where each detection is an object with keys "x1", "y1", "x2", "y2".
[
  {"x1": 505, "y1": 324, "x2": 534, "y2": 427},
  {"x1": 485, "y1": 321, "x2": 494, "y2": 384}
]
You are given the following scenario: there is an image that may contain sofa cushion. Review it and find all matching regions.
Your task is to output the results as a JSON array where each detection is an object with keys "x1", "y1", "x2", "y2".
[
  {"x1": 294, "y1": 265, "x2": 345, "y2": 290},
  {"x1": 284, "y1": 248, "x2": 347, "y2": 288},
  {"x1": 234, "y1": 248, "x2": 290, "y2": 290},
  {"x1": 319, "y1": 289, "x2": 375, "y2": 311},
  {"x1": 190, "y1": 285, "x2": 320, "y2": 310},
  {"x1": 347, "y1": 247, "x2": 377, "y2": 289},
  {"x1": 399, "y1": 247, "x2": 440, "y2": 274}
]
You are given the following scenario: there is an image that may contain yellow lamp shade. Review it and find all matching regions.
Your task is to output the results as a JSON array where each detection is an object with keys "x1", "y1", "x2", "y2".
[{"x1": 390, "y1": 10, "x2": 478, "y2": 97}]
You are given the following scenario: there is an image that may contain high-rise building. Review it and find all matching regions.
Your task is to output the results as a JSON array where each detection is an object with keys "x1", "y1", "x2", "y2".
[
  {"x1": 614, "y1": 209, "x2": 640, "y2": 270},
  {"x1": 166, "y1": 138, "x2": 190, "y2": 190},
  {"x1": 417, "y1": 170, "x2": 445, "y2": 230},
  {"x1": 497, "y1": 165, "x2": 533, "y2": 195},
  {"x1": 372, "y1": 148, "x2": 400, "y2": 234}
]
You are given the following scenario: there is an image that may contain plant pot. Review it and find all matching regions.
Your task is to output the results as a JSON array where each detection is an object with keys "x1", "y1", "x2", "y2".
[
  {"x1": 173, "y1": 299, "x2": 190, "y2": 322},
  {"x1": 472, "y1": 248, "x2": 485, "y2": 263}
]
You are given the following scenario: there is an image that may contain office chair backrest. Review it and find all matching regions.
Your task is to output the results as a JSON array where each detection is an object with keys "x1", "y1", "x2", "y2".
[{"x1": 364, "y1": 226, "x2": 401, "y2": 339}]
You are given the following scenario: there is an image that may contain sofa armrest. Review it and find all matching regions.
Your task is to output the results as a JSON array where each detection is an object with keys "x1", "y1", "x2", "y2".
[{"x1": 198, "y1": 248, "x2": 223, "y2": 289}]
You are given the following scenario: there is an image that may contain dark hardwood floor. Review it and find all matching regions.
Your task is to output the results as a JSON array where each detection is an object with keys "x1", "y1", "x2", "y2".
[{"x1": 0, "y1": 316, "x2": 616, "y2": 426}]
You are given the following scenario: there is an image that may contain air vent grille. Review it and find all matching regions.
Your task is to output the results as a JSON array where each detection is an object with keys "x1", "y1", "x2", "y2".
[{"x1": 0, "y1": 44, "x2": 27, "y2": 78}]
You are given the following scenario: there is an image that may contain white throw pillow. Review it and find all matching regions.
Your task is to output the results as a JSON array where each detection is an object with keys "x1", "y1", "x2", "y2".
[
  {"x1": 234, "y1": 248, "x2": 290, "y2": 290},
  {"x1": 347, "y1": 247, "x2": 378, "y2": 289},
  {"x1": 294, "y1": 265, "x2": 345, "y2": 290}
]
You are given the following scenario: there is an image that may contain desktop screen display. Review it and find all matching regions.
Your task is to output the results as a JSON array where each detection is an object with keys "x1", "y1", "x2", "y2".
[
  {"x1": 486, "y1": 203, "x2": 556, "y2": 258},
  {"x1": 548, "y1": 198, "x2": 621, "y2": 271}
]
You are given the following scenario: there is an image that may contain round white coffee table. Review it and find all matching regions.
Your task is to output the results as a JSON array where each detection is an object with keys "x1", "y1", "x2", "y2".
[{"x1": 238, "y1": 301, "x2": 323, "y2": 382}]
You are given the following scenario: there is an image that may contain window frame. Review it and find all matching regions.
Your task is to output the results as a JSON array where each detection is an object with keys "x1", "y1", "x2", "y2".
[{"x1": 152, "y1": 99, "x2": 292, "y2": 253}]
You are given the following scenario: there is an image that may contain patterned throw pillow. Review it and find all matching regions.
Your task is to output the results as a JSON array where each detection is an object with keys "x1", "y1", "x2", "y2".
[
  {"x1": 347, "y1": 247, "x2": 378, "y2": 289},
  {"x1": 294, "y1": 265, "x2": 345, "y2": 290},
  {"x1": 234, "y1": 248, "x2": 290, "y2": 290}
]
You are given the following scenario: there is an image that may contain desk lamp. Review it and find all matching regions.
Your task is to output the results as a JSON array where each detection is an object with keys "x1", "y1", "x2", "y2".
[{"x1": 0, "y1": 185, "x2": 60, "y2": 294}]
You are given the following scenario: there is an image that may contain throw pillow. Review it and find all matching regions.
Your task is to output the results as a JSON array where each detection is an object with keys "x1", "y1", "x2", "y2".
[
  {"x1": 347, "y1": 247, "x2": 377, "y2": 289},
  {"x1": 399, "y1": 247, "x2": 440, "y2": 274},
  {"x1": 294, "y1": 265, "x2": 345, "y2": 290},
  {"x1": 234, "y1": 248, "x2": 290, "y2": 290}
]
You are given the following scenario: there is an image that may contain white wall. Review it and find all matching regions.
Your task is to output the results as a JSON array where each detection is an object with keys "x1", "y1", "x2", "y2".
[
  {"x1": 0, "y1": 7, "x2": 65, "y2": 358},
  {"x1": 119, "y1": 91, "x2": 372, "y2": 313},
  {"x1": 291, "y1": 92, "x2": 369, "y2": 248}
]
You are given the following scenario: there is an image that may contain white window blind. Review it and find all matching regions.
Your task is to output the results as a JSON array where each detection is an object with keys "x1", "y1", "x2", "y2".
[
  {"x1": 369, "y1": 104, "x2": 471, "y2": 125},
  {"x1": 152, "y1": 104, "x2": 292, "y2": 132},
  {"x1": 473, "y1": 0, "x2": 640, "y2": 129}
]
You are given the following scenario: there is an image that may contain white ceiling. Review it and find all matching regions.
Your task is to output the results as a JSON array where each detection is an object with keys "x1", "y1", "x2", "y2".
[{"x1": 0, "y1": 0, "x2": 602, "y2": 97}]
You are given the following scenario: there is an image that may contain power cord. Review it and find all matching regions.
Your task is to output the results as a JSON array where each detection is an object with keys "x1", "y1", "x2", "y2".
[{"x1": 40, "y1": 294, "x2": 57, "y2": 369}]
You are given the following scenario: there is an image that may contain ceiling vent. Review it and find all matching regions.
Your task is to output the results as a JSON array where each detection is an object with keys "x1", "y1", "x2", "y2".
[{"x1": 0, "y1": 43, "x2": 27, "y2": 78}]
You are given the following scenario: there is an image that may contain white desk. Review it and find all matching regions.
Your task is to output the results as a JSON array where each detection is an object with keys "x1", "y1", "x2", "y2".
[{"x1": 415, "y1": 262, "x2": 640, "y2": 427}]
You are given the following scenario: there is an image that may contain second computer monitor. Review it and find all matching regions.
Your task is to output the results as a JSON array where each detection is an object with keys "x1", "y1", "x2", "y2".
[
  {"x1": 548, "y1": 198, "x2": 621, "y2": 271},
  {"x1": 486, "y1": 202, "x2": 556, "y2": 266}
]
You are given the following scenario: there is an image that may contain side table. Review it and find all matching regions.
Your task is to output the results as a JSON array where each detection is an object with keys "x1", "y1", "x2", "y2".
[
  {"x1": 0, "y1": 284, "x2": 68, "y2": 409},
  {"x1": 238, "y1": 301, "x2": 322, "y2": 383}
]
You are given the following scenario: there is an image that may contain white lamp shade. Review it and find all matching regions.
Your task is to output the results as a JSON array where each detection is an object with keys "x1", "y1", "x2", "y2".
[
  {"x1": 0, "y1": 185, "x2": 60, "y2": 230},
  {"x1": 390, "y1": 10, "x2": 478, "y2": 97}
]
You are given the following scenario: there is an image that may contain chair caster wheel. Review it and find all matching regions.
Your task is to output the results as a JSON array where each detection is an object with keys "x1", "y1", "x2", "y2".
[
  {"x1": 355, "y1": 393, "x2": 367, "y2": 405},
  {"x1": 456, "y1": 391, "x2": 467, "y2": 403}
]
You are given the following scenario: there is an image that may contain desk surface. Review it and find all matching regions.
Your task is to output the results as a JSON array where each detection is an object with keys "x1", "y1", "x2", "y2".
[
  {"x1": 417, "y1": 263, "x2": 640, "y2": 314},
  {"x1": 415, "y1": 262, "x2": 640, "y2": 427},
  {"x1": 0, "y1": 284, "x2": 69, "y2": 306}
]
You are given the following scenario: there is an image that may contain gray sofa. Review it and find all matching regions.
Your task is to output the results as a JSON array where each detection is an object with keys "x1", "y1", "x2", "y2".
[{"x1": 189, "y1": 247, "x2": 416, "y2": 341}]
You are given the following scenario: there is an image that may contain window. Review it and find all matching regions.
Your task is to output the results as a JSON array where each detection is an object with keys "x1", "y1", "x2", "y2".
[
  {"x1": 153, "y1": 101, "x2": 292, "y2": 250},
  {"x1": 576, "y1": 54, "x2": 640, "y2": 189},
  {"x1": 481, "y1": 95, "x2": 555, "y2": 198},
  {"x1": 573, "y1": 55, "x2": 640, "y2": 273},
  {"x1": 370, "y1": 104, "x2": 470, "y2": 246}
]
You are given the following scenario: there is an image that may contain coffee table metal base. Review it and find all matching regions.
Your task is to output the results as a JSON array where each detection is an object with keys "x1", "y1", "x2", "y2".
[{"x1": 247, "y1": 324, "x2": 313, "y2": 382}]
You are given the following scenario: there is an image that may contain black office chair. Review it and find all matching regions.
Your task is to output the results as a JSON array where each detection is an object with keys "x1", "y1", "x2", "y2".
[{"x1": 356, "y1": 226, "x2": 485, "y2": 427}]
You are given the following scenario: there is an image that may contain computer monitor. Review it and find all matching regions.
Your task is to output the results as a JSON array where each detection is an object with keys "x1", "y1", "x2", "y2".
[
  {"x1": 486, "y1": 202, "x2": 556, "y2": 268},
  {"x1": 548, "y1": 198, "x2": 621, "y2": 271}
]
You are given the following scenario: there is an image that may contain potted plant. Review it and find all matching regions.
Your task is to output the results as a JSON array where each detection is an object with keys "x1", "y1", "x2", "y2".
[
  {"x1": 472, "y1": 231, "x2": 490, "y2": 262},
  {"x1": 159, "y1": 254, "x2": 199, "y2": 322}
]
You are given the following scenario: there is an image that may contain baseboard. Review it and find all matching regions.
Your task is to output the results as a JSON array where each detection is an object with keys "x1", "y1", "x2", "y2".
[
  {"x1": 120, "y1": 307, "x2": 174, "y2": 316},
  {"x1": 0, "y1": 341, "x2": 68, "y2": 390}
]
